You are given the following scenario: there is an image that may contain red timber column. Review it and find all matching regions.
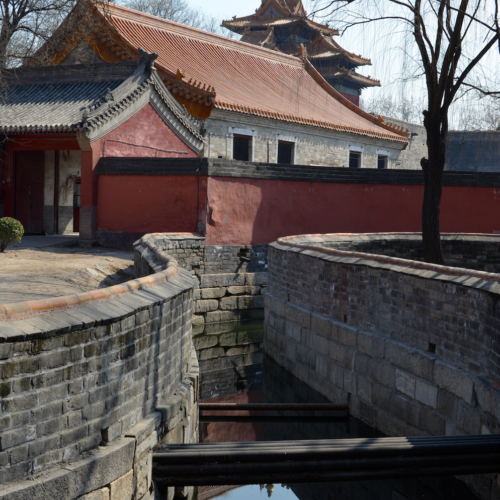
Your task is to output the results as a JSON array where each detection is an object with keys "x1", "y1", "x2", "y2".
[{"x1": 77, "y1": 132, "x2": 99, "y2": 241}]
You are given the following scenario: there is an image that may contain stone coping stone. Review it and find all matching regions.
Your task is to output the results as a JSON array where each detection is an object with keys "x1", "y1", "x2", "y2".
[
  {"x1": 0, "y1": 438, "x2": 135, "y2": 500},
  {"x1": 0, "y1": 269, "x2": 195, "y2": 343},
  {"x1": 273, "y1": 233, "x2": 500, "y2": 296}
]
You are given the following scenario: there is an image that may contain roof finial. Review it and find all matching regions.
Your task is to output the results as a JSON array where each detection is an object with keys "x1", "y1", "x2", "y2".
[
  {"x1": 138, "y1": 47, "x2": 159, "y2": 71},
  {"x1": 299, "y1": 43, "x2": 308, "y2": 61}
]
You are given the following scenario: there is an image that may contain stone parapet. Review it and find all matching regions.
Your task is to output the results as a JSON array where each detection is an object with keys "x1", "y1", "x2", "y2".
[
  {"x1": 0, "y1": 239, "x2": 199, "y2": 499},
  {"x1": 134, "y1": 234, "x2": 267, "y2": 325},
  {"x1": 265, "y1": 232, "x2": 500, "y2": 500}
]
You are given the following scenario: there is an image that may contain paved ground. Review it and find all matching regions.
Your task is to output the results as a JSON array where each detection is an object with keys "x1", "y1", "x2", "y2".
[{"x1": 0, "y1": 238, "x2": 134, "y2": 304}]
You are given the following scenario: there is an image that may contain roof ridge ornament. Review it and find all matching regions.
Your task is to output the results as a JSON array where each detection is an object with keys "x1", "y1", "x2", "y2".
[
  {"x1": 299, "y1": 43, "x2": 308, "y2": 62},
  {"x1": 138, "y1": 47, "x2": 159, "y2": 71}
]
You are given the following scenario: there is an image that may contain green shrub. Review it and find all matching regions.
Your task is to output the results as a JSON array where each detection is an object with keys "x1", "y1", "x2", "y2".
[{"x1": 0, "y1": 217, "x2": 24, "y2": 252}]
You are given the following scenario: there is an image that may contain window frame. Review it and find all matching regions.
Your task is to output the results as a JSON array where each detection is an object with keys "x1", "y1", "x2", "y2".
[
  {"x1": 348, "y1": 145, "x2": 364, "y2": 169},
  {"x1": 229, "y1": 127, "x2": 256, "y2": 162},
  {"x1": 277, "y1": 140, "x2": 295, "y2": 165}
]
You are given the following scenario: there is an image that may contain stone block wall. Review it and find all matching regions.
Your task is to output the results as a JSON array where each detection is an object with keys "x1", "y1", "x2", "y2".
[
  {"x1": 135, "y1": 234, "x2": 267, "y2": 325},
  {"x1": 263, "y1": 355, "x2": 478, "y2": 500},
  {"x1": 0, "y1": 242, "x2": 199, "y2": 499},
  {"x1": 205, "y1": 109, "x2": 405, "y2": 169},
  {"x1": 264, "y1": 233, "x2": 500, "y2": 500},
  {"x1": 194, "y1": 322, "x2": 264, "y2": 401}
]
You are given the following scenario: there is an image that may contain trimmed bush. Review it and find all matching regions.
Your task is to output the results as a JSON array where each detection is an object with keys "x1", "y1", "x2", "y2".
[{"x1": 0, "y1": 217, "x2": 24, "y2": 252}]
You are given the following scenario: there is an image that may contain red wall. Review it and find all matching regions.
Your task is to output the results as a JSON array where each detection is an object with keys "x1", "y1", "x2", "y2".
[
  {"x1": 96, "y1": 173, "x2": 500, "y2": 244},
  {"x1": 205, "y1": 178, "x2": 500, "y2": 245},
  {"x1": 97, "y1": 175, "x2": 205, "y2": 233},
  {"x1": 92, "y1": 104, "x2": 198, "y2": 159}
]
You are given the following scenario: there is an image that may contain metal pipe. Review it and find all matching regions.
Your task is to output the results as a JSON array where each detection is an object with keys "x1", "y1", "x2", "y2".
[
  {"x1": 199, "y1": 403, "x2": 349, "y2": 412},
  {"x1": 153, "y1": 463, "x2": 500, "y2": 486},
  {"x1": 154, "y1": 452, "x2": 500, "y2": 477},
  {"x1": 154, "y1": 436, "x2": 500, "y2": 465}
]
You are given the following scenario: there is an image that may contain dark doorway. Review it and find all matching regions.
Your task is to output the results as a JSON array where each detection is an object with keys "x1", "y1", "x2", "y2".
[
  {"x1": 15, "y1": 151, "x2": 45, "y2": 234},
  {"x1": 278, "y1": 141, "x2": 294, "y2": 164},
  {"x1": 73, "y1": 178, "x2": 81, "y2": 232},
  {"x1": 233, "y1": 135, "x2": 251, "y2": 161}
]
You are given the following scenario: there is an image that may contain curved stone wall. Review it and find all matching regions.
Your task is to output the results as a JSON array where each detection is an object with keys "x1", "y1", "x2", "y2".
[
  {"x1": 264, "y1": 233, "x2": 500, "y2": 500},
  {"x1": 0, "y1": 242, "x2": 198, "y2": 500}
]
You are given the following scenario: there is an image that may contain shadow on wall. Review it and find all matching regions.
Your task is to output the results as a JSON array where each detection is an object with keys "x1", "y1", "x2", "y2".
[{"x1": 206, "y1": 176, "x2": 425, "y2": 246}]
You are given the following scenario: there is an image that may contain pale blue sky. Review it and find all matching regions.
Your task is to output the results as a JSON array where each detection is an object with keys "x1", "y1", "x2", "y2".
[
  {"x1": 188, "y1": 0, "x2": 262, "y2": 20},
  {"x1": 212, "y1": 484, "x2": 299, "y2": 499}
]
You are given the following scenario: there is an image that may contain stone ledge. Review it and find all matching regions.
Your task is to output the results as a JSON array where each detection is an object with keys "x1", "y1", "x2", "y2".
[{"x1": 0, "y1": 438, "x2": 135, "y2": 500}]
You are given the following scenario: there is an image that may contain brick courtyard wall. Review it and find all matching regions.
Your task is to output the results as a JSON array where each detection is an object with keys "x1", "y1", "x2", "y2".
[
  {"x1": 0, "y1": 244, "x2": 199, "y2": 500},
  {"x1": 97, "y1": 157, "x2": 500, "y2": 250},
  {"x1": 265, "y1": 233, "x2": 500, "y2": 500}
]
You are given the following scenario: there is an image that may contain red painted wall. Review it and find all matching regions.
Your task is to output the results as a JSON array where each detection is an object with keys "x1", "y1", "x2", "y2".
[
  {"x1": 205, "y1": 178, "x2": 500, "y2": 245},
  {"x1": 91, "y1": 104, "x2": 198, "y2": 159},
  {"x1": 97, "y1": 175, "x2": 204, "y2": 233},
  {"x1": 87, "y1": 103, "x2": 198, "y2": 238}
]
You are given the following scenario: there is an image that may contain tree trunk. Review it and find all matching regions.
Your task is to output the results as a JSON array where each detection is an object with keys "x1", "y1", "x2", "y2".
[{"x1": 421, "y1": 118, "x2": 446, "y2": 265}]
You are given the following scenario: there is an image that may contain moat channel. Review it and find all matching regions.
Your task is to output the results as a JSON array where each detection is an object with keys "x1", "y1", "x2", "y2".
[{"x1": 190, "y1": 320, "x2": 480, "y2": 500}]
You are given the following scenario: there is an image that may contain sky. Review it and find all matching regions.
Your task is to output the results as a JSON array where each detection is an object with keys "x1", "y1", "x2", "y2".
[
  {"x1": 188, "y1": 0, "x2": 261, "y2": 19},
  {"x1": 212, "y1": 484, "x2": 299, "y2": 499}
]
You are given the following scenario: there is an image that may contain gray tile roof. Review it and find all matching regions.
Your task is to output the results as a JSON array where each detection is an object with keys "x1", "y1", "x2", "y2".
[
  {"x1": 0, "y1": 63, "x2": 137, "y2": 133},
  {"x1": 0, "y1": 80, "x2": 124, "y2": 133},
  {"x1": 0, "y1": 58, "x2": 205, "y2": 153}
]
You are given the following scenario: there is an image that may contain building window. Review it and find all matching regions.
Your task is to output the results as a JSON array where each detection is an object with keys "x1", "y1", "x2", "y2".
[
  {"x1": 278, "y1": 141, "x2": 294, "y2": 164},
  {"x1": 349, "y1": 150, "x2": 362, "y2": 168},
  {"x1": 233, "y1": 135, "x2": 251, "y2": 161},
  {"x1": 378, "y1": 155, "x2": 388, "y2": 169}
]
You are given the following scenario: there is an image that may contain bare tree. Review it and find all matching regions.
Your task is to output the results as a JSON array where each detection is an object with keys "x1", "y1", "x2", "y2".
[
  {"x1": 361, "y1": 94, "x2": 424, "y2": 124},
  {"x1": 0, "y1": 0, "x2": 77, "y2": 68},
  {"x1": 121, "y1": 0, "x2": 237, "y2": 38},
  {"x1": 313, "y1": 0, "x2": 500, "y2": 264}
]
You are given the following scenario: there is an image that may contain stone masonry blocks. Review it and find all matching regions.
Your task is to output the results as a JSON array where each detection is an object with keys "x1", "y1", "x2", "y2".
[{"x1": 264, "y1": 236, "x2": 500, "y2": 500}]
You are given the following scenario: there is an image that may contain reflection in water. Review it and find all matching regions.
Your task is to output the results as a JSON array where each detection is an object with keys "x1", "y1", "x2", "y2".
[
  {"x1": 209, "y1": 484, "x2": 298, "y2": 499},
  {"x1": 195, "y1": 321, "x2": 479, "y2": 500}
]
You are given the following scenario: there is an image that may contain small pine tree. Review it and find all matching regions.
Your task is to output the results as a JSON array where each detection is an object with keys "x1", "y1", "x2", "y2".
[{"x1": 0, "y1": 217, "x2": 24, "y2": 252}]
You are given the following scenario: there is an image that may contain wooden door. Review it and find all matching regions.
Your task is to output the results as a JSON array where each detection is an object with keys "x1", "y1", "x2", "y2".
[
  {"x1": 73, "y1": 178, "x2": 81, "y2": 232},
  {"x1": 15, "y1": 151, "x2": 45, "y2": 234}
]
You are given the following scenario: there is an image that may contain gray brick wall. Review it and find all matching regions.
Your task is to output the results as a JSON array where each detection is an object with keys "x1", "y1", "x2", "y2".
[
  {"x1": 134, "y1": 234, "x2": 267, "y2": 325},
  {"x1": 0, "y1": 249, "x2": 198, "y2": 498},
  {"x1": 320, "y1": 233, "x2": 500, "y2": 273},
  {"x1": 265, "y1": 233, "x2": 500, "y2": 500}
]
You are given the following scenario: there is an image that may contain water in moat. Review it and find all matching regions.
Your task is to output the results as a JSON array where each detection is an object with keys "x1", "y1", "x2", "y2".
[{"x1": 192, "y1": 320, "x2": 479, "y2": 500}]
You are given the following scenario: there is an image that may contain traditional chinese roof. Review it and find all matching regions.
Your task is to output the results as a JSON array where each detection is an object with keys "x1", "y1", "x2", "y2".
[
  {"x1": 307, "y1": 32, "x2": 371, "y2": 68},
  {"x1": 317, "y1": 66, "x2": 381, "y2": 89},
  {"x1": 240, "y1": 26, "x2": 277, "y2": 50},
  {"x1": 222, "y1": 0, "x2": 336, "y2": 35},
  {"x1": 0, "y1": 54, "x2": 204, "y2": 151},
  {"x1": 32, "y1": 1, "x2": 408, "y2": 143},
  {"x1": 223, "y1": 0, "x2": 378, "y2": 91}
]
